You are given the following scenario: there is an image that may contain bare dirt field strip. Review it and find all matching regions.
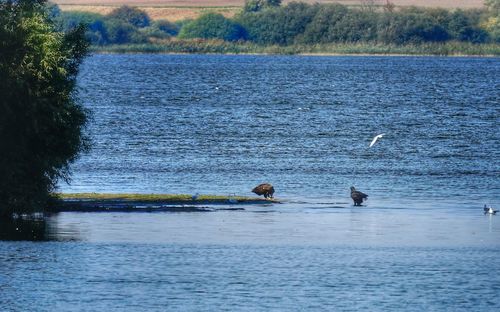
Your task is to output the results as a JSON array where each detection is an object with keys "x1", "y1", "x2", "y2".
[{"x1": 58, "y1": 5, "x2": 239, "y2": 21}]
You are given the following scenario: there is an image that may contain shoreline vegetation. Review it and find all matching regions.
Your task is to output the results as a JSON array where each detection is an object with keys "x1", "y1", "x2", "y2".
[
  {"x1": 53, "y1": 1, "x2": 500, "y2": 57},
  {"x1": 52, "y1": 193, "x2": 279, "y2": 212},
  {"x1": 92, "y1": 40, "x2": 500, "y2": 56}
]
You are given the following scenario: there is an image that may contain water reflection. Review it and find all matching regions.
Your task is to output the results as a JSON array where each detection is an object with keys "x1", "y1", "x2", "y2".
[
  {"x1": 0, "y1": 218, "x2": 48, "y2": 241},
  {"x1": 0, "y1": 216, "x2": 81, "y2": 241}
]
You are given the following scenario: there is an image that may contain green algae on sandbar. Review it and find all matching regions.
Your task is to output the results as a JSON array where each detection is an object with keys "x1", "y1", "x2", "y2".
[
  {"x1": 57, "y1": 193, "x2": 278, "y2": 203},
  {"x1": 52, "y1": 193, "x2": 280, "y2": 212}
]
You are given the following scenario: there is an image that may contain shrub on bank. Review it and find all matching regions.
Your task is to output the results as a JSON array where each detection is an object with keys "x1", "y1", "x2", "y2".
[
  {"x1": 108, "y1": 5, "x2": 150, "y2": 28},
  {"x1": 178, "y1": 13, "x2": 246, "y2": 42}
]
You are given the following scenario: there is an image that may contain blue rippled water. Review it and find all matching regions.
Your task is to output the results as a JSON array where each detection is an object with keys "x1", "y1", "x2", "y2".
[
  {"x1": 63, "y1": 54, "x2": 499, "y2": 209},
  {"x1": 1, "y1": 241, "x2": 499, "y2": 311},
  {"x1": 1, "y1": 55, "x2": 499, "y2": 311}
]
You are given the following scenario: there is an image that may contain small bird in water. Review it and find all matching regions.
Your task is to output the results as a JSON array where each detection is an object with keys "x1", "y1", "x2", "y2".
[
  {"x1": 228, "y1": 193, "x2": 238, "y2": 204},
  {"x1": 350, "y1": 186, "x2": 368, "y2": 206},
  {"x1": 252, "y1": 183, "x2": 275, "y2": 199},
  {"x1": 369, "y1": 133, "x2": 386, "y2": 148},
  {"x1": 484, "y1": 205, "x2": 498, "y2": 215}
]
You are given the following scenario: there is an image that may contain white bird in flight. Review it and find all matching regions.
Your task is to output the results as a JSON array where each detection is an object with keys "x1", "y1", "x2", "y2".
[{"x1": 369, "y1": 133, "x2": 385, "y2": 148}]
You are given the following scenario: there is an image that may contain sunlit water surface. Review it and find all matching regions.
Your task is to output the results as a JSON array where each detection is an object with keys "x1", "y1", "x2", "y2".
[{"x1": 1, "y1": 55, "x2": 499, "y2": 311}]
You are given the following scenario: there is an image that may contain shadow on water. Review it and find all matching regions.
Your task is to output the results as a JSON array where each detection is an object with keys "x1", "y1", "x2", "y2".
[
  {"x1": 0, "y1": 216, "x2": 81, "y2": 241},
  {"x1": 0, "y1": 218, "x2": 48, "y2": 241}
]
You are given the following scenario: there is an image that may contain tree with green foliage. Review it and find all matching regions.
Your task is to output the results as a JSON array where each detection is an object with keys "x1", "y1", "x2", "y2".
[
  {"x1": 45, "y1": 1, "x2": 60, "y2": 19},
  {"x1": 108, "y1": 5, "x2": 150, "y2": 28},
  {"x1": 154, "y1": 20, "x2": 180, "y2": 36},
  {"x1": 239, "y1": 2, "x2": 317, "y2": 45},
  {"x1": 138, "y1": 20, "x2": 180, "y2": 40},
  {"x1": 300, "y1": 4, "x2": 349, "y2": 44},
  {"x1": 59, "y1": 11, "x2": 109, "y2": 45},
  {"x1": 378, "y1": 10, "x2": 450, "y2": 44},
  {"x1": 86, "y1": 19, "x2": 108, "y2": 45},
  {"x1": 484, "y1": 0, "x2": 500, "y2": 41},
  {"x1": 448, "y1": 9, "x2": 489, "y2": 43},
  {"x1": 485, "y1": 0, "x2": 500, "y2": 12},
  {"x1": 328, "y1": 10, "x2": 377, "y2": 42},
  {"x1": 243, "y1": 0, "x2": 281, "y2": 13},
  {"x1": 105, "y1": 18, "x2": 147, "y2": 44},
  {"x1": 0, "y1": 0, "x2": 89, "y2": 218},
  {"x1": 179, "y1": 13, "x2": 246, "y2": 42}
]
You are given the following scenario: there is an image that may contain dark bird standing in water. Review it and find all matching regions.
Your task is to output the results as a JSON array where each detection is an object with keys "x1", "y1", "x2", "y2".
[
  {"x1": 350, "y1": 186, "x2": 368, "y2": 206},
  {"x1": 252, "y1": 183, "x2": 275, "y2": 199}
]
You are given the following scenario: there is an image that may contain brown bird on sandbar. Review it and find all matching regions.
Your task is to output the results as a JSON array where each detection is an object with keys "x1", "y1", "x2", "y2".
[
  {"x1": 252, "y1": 183, "x2": 275, "y2": 199},
  {"x1": 350, "y1": 186, "x2": 368, "y2": 206}
]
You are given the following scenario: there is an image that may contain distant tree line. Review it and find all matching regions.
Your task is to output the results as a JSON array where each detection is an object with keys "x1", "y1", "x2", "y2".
[
  {"x1": 55, "y1": 1, "x2": 499, "y2": 46},
  {"x1": 55, "y1": 5, "x2": 180, "y2": 45}
]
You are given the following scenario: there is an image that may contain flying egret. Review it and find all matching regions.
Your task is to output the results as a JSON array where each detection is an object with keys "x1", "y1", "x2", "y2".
[{"x1": 369, "y1": 133, "x2": 386, "y2": 148}]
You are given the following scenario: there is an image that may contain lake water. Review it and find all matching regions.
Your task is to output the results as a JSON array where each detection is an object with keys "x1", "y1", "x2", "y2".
[{"x1": 1, "y1": 55, "x2": 499, "y2": 311}]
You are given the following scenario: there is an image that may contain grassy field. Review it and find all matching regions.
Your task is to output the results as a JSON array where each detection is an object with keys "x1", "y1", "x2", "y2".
[
  {"x1": 54, "y1": 0, "x2": 485, "y2": 21},
  {"x1": 58, "y1": 5, "x2": 239, "y2": 21}
]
